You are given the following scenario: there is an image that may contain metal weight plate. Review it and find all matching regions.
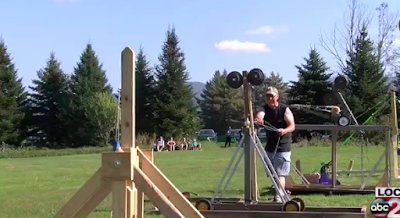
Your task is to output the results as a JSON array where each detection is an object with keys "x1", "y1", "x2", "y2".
[
  {"x1": 323, "y1": 92, "x2": 338, "y2": 105},
  {"x1": 247, "y1": 68, "x2": 265, "y2": 86},
  {"x1": 226, "y1": 71, "x2": 243, "y2": 89},
  {"x1": 334, "y1": 75, "x2": 349, "y2": 90}
]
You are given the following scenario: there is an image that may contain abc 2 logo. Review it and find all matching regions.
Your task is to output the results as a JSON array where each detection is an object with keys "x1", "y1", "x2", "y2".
[{"x1": 371, "y1": 198, "x2": 400, "y2": 217}]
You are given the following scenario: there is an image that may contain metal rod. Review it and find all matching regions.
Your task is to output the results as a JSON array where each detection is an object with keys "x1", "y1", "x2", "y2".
[
  {"x1": 212, "y1": 137, "x2": 244, "y2": 202},
  {"x1": 250, "y1": 135, "x2": 290, "y2": 203},
  {"x1": 360, "y1": 148, "x2": 386, "y2": 190},
  {"x1": 295, "y1": 124, "x2": 388, "y2": 131},
  {"x1": 337, "y1": 92, "x2": 359, "y2": 125},
  {"x1": 219, "y1": 148, "x2": 244, "y2": 197}
]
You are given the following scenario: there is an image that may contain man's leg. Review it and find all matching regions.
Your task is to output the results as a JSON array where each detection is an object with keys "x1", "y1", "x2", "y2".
[{"x1": 271, "y1": 152, "x2": 291, "y2": 203}]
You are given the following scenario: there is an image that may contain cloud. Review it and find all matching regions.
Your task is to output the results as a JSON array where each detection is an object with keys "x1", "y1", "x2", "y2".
[
  {"x1": 214, "y1": 40, "x2": 271, "y2": 53},
  {"x1": 245, "y1": 25, "x2": 290, "y2": 35}
]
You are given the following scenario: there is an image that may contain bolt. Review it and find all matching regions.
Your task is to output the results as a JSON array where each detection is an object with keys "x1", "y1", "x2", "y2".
[{"x1": 114, "y1": 160, "x2": 121, "y2": 167}]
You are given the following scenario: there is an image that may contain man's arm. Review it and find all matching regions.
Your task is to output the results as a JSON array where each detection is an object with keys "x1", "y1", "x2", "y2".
[{"x1": 283, "y1": 107, "x2": 295, "y2": 134}]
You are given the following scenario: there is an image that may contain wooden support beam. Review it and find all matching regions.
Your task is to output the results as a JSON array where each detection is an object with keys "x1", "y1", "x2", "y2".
[
  {"x1": 138, "y1": 149, "x2": 204, "y2": 217},
  {"x1": 53, "y1": 47, "x2": 205, "y2": 218},
  {"x1": 391, "y1": 90, "x2": 399, "y2": 178},
  {"x1": 53, "y1": 167, "x2": 104, "y2": 218},
  {"x1": 133, "y1": 165, "x2": 184, "y2": 218}
]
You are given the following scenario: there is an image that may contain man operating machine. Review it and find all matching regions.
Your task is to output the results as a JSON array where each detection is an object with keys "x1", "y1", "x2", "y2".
[{"x1": 255, "y1": 86, "x2": 296, "y2": 203}]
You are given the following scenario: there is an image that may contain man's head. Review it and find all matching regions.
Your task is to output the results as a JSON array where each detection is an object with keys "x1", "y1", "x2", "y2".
[{"x1": 265, "y1": 86, "x2": 279, "y2": 108}]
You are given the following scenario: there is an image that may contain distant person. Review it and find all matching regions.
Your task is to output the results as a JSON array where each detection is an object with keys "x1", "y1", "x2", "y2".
[
  {"x1": 225, "y1": 127, "x2": 232, "y2": 147},
  {"x1": 155, "y1": 136, "x2": 165, "y2": 152},
  {"x1": 180, "y1": 137, "x2": 189, "y2": 150},
  {"x1": 191, "y1": 139, "x2": 201, "y2": 150},
  {"x1": 167, "y1": 137, "x2": 176, "y2": 151}
]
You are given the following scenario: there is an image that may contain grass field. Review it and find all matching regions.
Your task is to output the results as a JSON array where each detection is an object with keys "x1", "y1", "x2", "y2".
[{"x1": 0, "y1": 141, "x2": 397, "y2": 218}]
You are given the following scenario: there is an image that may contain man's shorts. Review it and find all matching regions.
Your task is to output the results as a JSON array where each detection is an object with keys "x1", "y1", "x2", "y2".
[{"x1": 265, "y1": 151, "x2": 291, "y2": 176}]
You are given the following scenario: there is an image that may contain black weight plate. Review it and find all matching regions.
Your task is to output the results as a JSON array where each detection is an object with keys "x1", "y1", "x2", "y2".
[
  {"x1": 334, "y1": 76, "x2": 348, "y2": 90},
  {"x1": 226, "y1": 71, "x2": 243, "y2": 89},
  {"x1": 247, "y1": 68, "x2": 265, "y2": 86},
  {"x1": 323, "y1": 92, "x2": 339, "y2": 105}
]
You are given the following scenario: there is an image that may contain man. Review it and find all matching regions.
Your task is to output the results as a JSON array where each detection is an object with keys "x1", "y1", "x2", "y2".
[
  {"x1": 224, "y1": 126, "x2": 232, "y2": 147},
  {"x1": 255, "y1": 87, "x2": 295, "y2": 203}
]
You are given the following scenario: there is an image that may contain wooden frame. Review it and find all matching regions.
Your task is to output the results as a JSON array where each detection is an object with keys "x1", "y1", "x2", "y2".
[
  {"x1": 53, "y1": 47, "x2": 204, "y2": 218},
  {"x1": 53, "y1": 49, "x2": 368, "y2": 218}
]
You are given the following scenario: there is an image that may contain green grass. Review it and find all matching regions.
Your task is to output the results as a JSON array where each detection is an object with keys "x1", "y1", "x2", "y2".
[{"x1": 0, "y1": 142, "x2": 397, "y2": 217}]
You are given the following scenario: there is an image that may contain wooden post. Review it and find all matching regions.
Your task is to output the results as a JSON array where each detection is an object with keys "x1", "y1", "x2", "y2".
[
  {"x1": 52, "y1": 47, "x2": 204, "y2": 218},
  {"x1": 331, "y1": 131, "x2": 338, "y2": 188},
  {"x1": 390, "y1": 90, "x2": 399, "y2": 178}
]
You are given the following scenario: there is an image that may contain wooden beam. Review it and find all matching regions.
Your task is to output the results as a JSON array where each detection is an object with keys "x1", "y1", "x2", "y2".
[
  {"x1": 391, "y1": 90, "x2": 399, "y2": 178},
  {"x1": 133, "y1": 165, "x2": 184, "y2": 218},
  {"x1": 72, "y1": 181, "x2": 112, "y2": 218},
  {"x1": 53, "y1": 167, "x2": 104, "y2": 218},
  {"x1": 138, "y1": 149, "x2": 204, "y2": 217}
]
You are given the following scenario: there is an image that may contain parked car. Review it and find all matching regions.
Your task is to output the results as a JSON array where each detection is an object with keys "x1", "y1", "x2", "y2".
[
  {"x1": 229, "y1": 129, "x2": 242, "y2": 140},
  {"x1": 197, "y1": 129, "x2": 217, "y2": 141}
]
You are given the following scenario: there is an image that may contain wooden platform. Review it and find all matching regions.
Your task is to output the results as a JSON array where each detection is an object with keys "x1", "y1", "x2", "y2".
[
  {"x1": 198, "y1": 202, "x2": 367, "y2": 218},
  {"x1": 286, "y1": 184, "x2": 375, "y2": 195}
]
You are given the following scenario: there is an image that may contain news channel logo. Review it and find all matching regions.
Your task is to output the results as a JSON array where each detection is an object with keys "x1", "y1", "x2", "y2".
[{"x1": 370, "y1": 198, "x2": 400, "y2": 217}]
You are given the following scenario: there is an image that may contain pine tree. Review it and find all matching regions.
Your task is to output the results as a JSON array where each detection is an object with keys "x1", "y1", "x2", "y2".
[
  {"x1": 344, "y1": 25, "x2": 389, "y2": 122},
  {"x1": 70, "y1": 43, "x2": 111, "y2": 97},
  {"x1": 288, "y1": 48, "x2": 332, "y2": 124},
  {"x1": 69, "y1": 43, "x2": 113, "y2": 147},
  {"x1": 265, "y1": 71, "x2": 289, "y2": 103},
  {"x1": 153, "y1": 26, "x2": 200, "y2": 137},
  {"x1": 27, "y1": 52, "x2": 70, "y2": 147},
  {"x1": 198, "y1": 70, "x2": 244, "y2": 135},
  {"x1": 135, "y1": 46, "x2": 155, "y2": 134},
  {"x1": 0, "y1": 39, "x2": 27, "y2": 146}
]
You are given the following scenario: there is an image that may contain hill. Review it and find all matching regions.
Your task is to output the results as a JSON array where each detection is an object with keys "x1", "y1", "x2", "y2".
[{"x1": 189, "y1": 81, "x2": 206, "y2": 100}]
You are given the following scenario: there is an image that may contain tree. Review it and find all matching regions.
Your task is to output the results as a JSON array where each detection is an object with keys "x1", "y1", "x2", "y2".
[
  {"x1": 265, "y1": 72, "x2": 289, "y2": 103},
  {"x1": 198, "y1": 70, "x2": 244, "y2": 135},
  {"x1": 0, "y1": 39, "x2": 27, "y2": 146},
  {"x1": 153, "y1": 26, "x2": 200, "y2": 138},
  {"x1": 84, "y1": 92, "x2": 118, "y2": 145},
  {"x1": 288, "y1": 48, "x2": 332, "y2": 124},
  {"x1": 27, "y1": 52, "x2": 70, "y2": 147},
  {"x1": 135, "y1": 46, "x2": 155, "y2": 134},
  {"x1": 320, "y1": 0, "x2": 399, "y2": 75},
  {"x1": 69, "y1": 43, "x2": 113, "y2": 147},
  {"x1": 344, "y1": 26, "x2": 389, "y2": 122}
]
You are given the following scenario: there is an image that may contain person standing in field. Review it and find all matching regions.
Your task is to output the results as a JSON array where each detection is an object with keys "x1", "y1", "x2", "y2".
[{"x1": 255, "y1": 87, "x2": 295, "y2": 203}]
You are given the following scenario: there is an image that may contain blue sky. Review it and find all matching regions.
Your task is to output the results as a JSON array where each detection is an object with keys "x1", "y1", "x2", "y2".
[{"x1": 1, "y1": 0, "x2": 399, "y2": 91}]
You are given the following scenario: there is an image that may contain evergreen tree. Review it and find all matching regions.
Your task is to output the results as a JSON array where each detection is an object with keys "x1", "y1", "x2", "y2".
[
  {"x1": 288, "y1": 48, "x2": 332, "y2": 124},
  {"x1": 198, "y1": 70, "x2": 244, "y2": 135},
  {"x1": 135, "y1": 46, "x2": 155, "y2": 134},
  {"x1": 265, "y1": 71, "x2": 289, "y2": 103},
  {"x1": 69, "y1": 43, "x2": 113, "y2": 147},
  {"x1": 344, "y1": 25, "x2": 389, "y2": 123},
  {"x1": 153, "y1": 26, "x2": 200, "y2": 137},
  {"x1": 0, "y1": 39, "x2": 27, "y2": 146},
  {"x1": 27, "y1": 52, "x2": 70, "y2": 147}
]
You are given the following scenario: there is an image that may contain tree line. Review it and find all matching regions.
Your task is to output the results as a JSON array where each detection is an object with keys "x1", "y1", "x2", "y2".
[{"x1": 0, "y1": 1, "x2": 399, "y2": 149}]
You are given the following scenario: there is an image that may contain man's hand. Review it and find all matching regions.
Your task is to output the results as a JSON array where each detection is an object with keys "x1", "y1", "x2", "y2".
[{"x1": 277, "y1": 128, "x2": 286, "y2": 136}]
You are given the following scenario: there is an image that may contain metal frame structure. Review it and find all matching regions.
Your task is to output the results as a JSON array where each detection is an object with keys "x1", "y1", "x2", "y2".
[
  {"x1": 285, "y1": 124, "x2": 391, "y2": 195},
  {"x1": 189, "y1": 70, "x2": 367, "y2": 218}
]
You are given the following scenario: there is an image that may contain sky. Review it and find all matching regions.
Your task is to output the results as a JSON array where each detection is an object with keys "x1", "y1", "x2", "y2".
[{"x1": 1, "y1": 0, "x2": 400, "y2": 92}]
